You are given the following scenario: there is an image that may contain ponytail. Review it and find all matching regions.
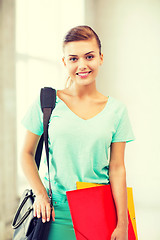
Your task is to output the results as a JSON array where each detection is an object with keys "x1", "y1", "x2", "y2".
[{"x1": 64, "y1": 76, "x2": 74, "y2": 89}]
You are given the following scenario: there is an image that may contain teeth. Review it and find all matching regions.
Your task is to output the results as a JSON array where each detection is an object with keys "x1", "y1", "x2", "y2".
[
  {"x1": 78, "y1": 72, "x2": 91, "y2": 76},
  {"x1": 79, "y1": 73, "x2": 88, "y2": 76}
]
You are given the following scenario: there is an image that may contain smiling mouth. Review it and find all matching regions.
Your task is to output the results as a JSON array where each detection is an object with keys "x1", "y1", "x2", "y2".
[{"x1": 76, "y1": 71, "x2": 92, "y2": 77}]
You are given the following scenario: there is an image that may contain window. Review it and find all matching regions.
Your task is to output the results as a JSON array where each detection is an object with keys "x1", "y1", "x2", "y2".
[{"x1": 16, "y1": 0, "x2": 85, "y2": 195}]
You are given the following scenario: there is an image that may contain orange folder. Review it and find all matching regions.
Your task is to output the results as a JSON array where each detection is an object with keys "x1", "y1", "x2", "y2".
[
  {"x1": 127, "y1": 187, "x2": 138, "y2": 239},
  {"x1": 66, "y1": 183, "x2": 136, "y2": 240}
]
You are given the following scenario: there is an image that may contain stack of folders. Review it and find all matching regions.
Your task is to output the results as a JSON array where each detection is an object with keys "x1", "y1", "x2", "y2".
[{"x1": 66, "y1": 182, "x2": 138, "y2": 240}]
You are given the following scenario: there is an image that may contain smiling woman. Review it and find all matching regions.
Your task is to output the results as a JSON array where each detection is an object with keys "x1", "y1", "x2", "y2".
[
  {"x1": 62, "y1": 26, "x2": 103, "y2": 88},
  {"x1": 20, "y1": 25, "x2": 135, "y2": 240},
  {"x1": 62, "y1": 38, "x2": 103, "y2": 88}
]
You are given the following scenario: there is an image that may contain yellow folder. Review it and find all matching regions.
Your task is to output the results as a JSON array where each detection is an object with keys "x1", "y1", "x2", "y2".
[{"x1": 76, "y1": 182, "x2": 138, "y2": 240}]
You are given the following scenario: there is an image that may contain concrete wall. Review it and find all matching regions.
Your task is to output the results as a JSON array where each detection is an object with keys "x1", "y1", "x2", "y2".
[
  {"x1": 85, "y1": 1, "x2": 160, "y2": 239},
  {"x1": 0, "y1": 0, "x2": 17, "y2": 239}
]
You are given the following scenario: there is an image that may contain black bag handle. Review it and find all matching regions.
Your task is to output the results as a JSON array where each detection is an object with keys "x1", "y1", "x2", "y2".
[
  {"x1": 12, "y1": 190, "x2": 35, "y2": 229},
  {"x1": 40, "y1": 87, "x2": 56, "y2": 205},
  {"x1": 34, "y1": 87, "x2": 56, "y2": 205}
]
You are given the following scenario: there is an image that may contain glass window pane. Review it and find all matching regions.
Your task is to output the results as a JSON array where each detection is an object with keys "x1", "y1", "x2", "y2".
[
  {"x1": 28, "y1": 59, "x2": 60, "y2": 93},
  {"x1": 16, "y1": 0, "x2": 85, "y2": 195}
]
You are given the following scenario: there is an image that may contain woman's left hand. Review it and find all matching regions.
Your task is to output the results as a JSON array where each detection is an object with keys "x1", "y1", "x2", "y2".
[{"x1": 111, "y1": 226, "x2": 128, "y2": 240}]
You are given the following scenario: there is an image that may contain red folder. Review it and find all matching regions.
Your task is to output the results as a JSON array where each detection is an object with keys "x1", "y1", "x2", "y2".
[{"x1": 66, "y1": 184, "x2": 136, "y2": 240}]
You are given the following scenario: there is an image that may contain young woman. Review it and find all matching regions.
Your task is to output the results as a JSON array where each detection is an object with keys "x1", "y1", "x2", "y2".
[{"x1": 21, "y1": 25, "x2": 135, "y2": 240}]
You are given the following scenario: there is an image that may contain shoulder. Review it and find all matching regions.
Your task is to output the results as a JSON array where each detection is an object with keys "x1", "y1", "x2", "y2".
[
  {"x1": 33, "y1": 94, "x2": 42, "y2": 112},
  {"x1": 56, "y1": 88, "x2": 71, "y2": 102},
  {"x1": 21, "y1": 93, "x2": 43, "y2": 135},
  {"x1": 109, "y1": 96, "x2": 127, "y2": 114},
  {"x1": 24, "y1": 93, "x2": 43, "y2": 119}
]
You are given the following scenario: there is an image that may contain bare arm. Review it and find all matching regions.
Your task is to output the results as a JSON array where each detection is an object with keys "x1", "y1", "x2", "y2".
[
  {"x1": 21, "y1": 130, "x2": 55, "y2": 222},
  {"x1": 109, "y1": 142, "x2": 128, "y2": 240}
]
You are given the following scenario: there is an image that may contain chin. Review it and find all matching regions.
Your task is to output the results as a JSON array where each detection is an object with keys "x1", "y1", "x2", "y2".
[{"x1": 78, "y1": 80, "x2": 95, "y2": 86}]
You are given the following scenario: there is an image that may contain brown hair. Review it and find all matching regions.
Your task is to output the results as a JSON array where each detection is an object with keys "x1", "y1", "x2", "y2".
[{"x1": 63, "y1": 25, "x2": 102, "y2": 88}]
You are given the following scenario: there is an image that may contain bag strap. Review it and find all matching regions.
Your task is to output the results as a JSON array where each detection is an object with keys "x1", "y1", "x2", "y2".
[
  {"x1": 35, "y1": 88, "x2": 56, "y2": 169},
  {"x1": 36, "y1": 87, "x2": 56, "y2": 205}
]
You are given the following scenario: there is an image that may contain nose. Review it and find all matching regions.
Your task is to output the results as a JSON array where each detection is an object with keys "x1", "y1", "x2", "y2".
[{"x1": 78, "y1": 58, "x2": 87, "y2": 71}]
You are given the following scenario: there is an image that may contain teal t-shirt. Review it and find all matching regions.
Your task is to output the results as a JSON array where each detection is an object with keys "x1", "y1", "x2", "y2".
[{"x1": 22, "y1": 89, "x2": 135, "y2": 195}]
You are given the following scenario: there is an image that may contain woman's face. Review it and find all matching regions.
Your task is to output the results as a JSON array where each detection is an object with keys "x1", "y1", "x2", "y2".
[{"x1": 62, "y1": 38, "x2": 103, "y2": 86}]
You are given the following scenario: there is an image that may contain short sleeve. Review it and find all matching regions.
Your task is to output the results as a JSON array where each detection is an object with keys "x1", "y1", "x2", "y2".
[
  {"x1": 21, "y1": 96, "x2": 43, "y2": 136},
  {"x1": 112, "y1": 105, "x2": 135, "y2": 143}
]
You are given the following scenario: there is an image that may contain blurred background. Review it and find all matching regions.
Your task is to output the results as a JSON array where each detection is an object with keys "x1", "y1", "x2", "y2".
[{"x1": 0, "y1": 0, "x2": 160, "y2": 239}]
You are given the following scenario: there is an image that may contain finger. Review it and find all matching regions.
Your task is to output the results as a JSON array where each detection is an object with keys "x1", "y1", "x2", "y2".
[
  {"x1": 41, "y1": 205, "x2": 47, "y2": 223},
  {"x1": 110, "y1": 234, "x2": 116, "y2": 240},
  {"x1": 110, "y1": 232, "x2": 116, "y2": 240},
  {"x1": 52, "y1": 207, "x2": 55, "y2": 221},
  {"x1": 36, "y1": 205, "x2": 41, "y2": 218},
  {"x1": 33, "y1": 204, "x2": 37, "y2": 217},
  {"x1": 46, "y1": 203, "x2": 51, "y2": 222}
]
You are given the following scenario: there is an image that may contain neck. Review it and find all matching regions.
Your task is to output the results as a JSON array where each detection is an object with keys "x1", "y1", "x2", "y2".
[{"x1": 68, "y1": 81, "x2": 98, "y2": 99}]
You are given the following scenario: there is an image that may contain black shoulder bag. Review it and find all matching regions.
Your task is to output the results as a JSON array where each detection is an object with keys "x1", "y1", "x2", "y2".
[{"x1": 12, "y1": 87, "x2": 56, "y2": 240}]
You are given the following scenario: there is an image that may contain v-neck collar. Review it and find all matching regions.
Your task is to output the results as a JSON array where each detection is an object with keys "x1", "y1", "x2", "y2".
[{"x1": 56, "y1": 89, "x2": 111, "y2": 122}]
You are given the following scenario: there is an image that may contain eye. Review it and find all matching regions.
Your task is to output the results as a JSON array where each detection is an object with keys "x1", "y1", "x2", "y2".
[
  {"x1": 86, "y1": 55, "x2": 94, "y2": 60},
  {"x1": 69, "y1": 57, "x2": 78, "y2": 62}
]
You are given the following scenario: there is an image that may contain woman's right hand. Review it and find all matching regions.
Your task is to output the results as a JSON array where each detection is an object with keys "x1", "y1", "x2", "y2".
[{"x1": 33, "y1": 192, "x2": 55, "y2": 223}]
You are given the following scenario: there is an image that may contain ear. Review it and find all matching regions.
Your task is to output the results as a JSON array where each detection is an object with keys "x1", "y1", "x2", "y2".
[
  {"x1": 62, "y1": 57, "x2": 66, "y2": 67},
  {"x1": 99, "y1": 53, "x2": 103, "y2": 66}
]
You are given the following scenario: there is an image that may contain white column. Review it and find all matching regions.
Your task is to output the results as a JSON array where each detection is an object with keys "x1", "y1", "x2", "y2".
[{"x1": 0, "y1": 0, "x2": 17, "y2": 239}]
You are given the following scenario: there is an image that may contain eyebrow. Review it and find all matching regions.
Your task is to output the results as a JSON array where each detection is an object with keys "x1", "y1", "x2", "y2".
[{"x1": 68, "y1": 51, "x2": 95, "y2": 57}]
